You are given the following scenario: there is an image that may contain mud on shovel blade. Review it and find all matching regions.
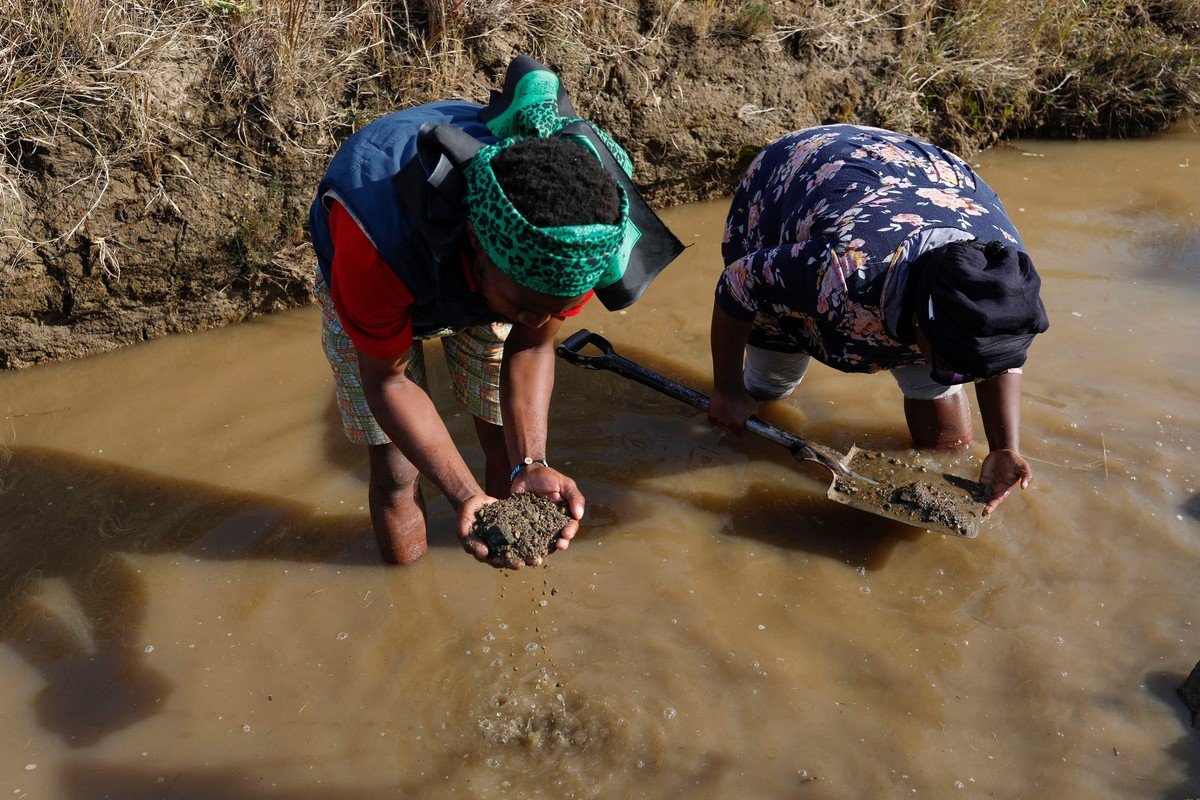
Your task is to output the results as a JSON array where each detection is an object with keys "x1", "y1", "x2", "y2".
[{"x1": 557, "y1": 329, "x2": 987, "y2": 538}]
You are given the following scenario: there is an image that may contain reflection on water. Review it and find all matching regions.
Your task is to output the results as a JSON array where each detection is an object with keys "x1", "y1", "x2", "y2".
[{"x1": 1, "y1": 125, "x2": 1198, "y2": 798}]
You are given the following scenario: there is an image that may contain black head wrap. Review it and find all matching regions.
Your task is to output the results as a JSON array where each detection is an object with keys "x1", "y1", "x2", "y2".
[{"x1": 904, "y1": 240, "x2": 1049, "y2": 377}]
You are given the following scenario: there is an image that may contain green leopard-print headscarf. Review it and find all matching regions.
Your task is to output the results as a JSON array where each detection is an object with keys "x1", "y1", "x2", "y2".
[{"x1": 465, "y1": 101, "x2": 633, "y2": 297}]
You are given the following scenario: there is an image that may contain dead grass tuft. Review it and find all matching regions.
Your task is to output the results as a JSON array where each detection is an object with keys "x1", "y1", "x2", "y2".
[
  {"x1": 0, "y1": 0, "x2": 1197, "y2": 282},
  {"x1": 872, "y1": 0, "x2": 1200, "y2": 150}
]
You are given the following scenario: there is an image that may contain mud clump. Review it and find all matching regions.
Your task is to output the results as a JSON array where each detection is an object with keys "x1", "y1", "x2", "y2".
[
  {"x1": 890, "y1": 482, "x2": 979, "y2": 534},
  {"x1": 832, "y1": 449, "x2": 991, "y2": 537},
  {"x1": 472, "y1": 493, "x2": 570, "y2": 563}
]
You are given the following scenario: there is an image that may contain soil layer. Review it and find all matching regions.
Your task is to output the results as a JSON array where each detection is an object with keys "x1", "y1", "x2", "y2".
[
  {"x1": 830, "y1": 449, "x2": 991, "y2": 537},
  {"x1": 3, "y1": 2, "x2": 1197, "y2": 367},
  {"x1": 472, "y1": 493, "x2": 570, "y2": 564}
]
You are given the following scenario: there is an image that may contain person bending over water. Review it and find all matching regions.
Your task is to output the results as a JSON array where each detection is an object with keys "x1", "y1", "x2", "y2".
[
  {"x1": 708, "y1": 125, "x2": 1049, "y2": 515},
  {"x1": 310, "y1": 57, "x2": 680, "y2": 567}
]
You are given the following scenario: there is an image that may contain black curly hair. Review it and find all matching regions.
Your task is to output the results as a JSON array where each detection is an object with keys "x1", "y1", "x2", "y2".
[{"x1": 490, "y1": 137, "x2": 622, "y2": 228}]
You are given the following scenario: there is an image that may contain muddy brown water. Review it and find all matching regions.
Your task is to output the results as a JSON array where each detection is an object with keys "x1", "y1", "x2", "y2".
[{"x1": 1, "y1": 126, "x2": 1198, "y2": 798}]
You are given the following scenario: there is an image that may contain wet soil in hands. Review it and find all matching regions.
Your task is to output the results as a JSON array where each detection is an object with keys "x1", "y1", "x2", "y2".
[
  {"x1": 472, "y1": 493, "x2": 571, "y2": 564},
  {"x1": 830, "y1": 449, "x2": 991, "y2": 537}
]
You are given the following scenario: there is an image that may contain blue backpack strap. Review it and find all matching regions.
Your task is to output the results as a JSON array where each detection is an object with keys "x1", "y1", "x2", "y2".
[{"x1": 393, "y1": 123, "x2": 487, "y2": 288}]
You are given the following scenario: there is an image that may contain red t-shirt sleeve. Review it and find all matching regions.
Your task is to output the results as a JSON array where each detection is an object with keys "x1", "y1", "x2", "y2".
[
  {"x1": 555, "y1": 290, "x2": 593, "y2": 319},
  {"x1": 327, "y1": 202, "x2": 415, "y2": 360}
]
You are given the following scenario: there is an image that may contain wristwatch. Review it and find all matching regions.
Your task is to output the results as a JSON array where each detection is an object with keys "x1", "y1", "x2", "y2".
[{"x1": 509, "y1": 456, "x2": 549, "y2": 483}]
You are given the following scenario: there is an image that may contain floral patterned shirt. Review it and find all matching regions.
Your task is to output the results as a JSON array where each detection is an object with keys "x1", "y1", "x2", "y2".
[{"x1": 716, "y1": 125, "x2": 1024, "y2": 372}]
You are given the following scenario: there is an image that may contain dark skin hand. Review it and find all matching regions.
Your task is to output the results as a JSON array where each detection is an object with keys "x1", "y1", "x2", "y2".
[
  {"x1": 500, "y1": 321, "x2": 584, "y2": 560},
  {"x1": 453, "y1": 318, "x2": 586, "y2": 568},
  {"x1": 707, "y1": 299, "x2": 1033, "y2": 513},
  {"x1": 974, "y1": 371, "x2": 1032, "y2": 515}
]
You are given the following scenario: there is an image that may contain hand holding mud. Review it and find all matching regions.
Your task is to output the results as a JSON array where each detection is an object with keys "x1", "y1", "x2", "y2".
[
  {"x1": 510, "y1": 465, "x2": 584, "y2": 545},
  {"x1": 468, "y1": 492, "x2": 576, "y2": 570},
  {"x1": 456, "y1": 493, "x2": 502, "y2": 566},
  {"x1": 455, "y1": 466, "x2": 582, "y2": 569},
  {"x1": 978, "y1": 447, "x2": 1033, "y2": 515}
]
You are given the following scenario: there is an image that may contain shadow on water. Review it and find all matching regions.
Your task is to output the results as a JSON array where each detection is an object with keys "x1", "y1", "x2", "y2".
[
  {"x1": 60, "y1": 763, "x2": 416, "y2": 799},
  {"x1": 0, "y1": 336, "x2": 958, "y2": 750},
  {"x1": 1182, "y1": 493, "x2": 1200, "y2": 523},
  {"x1": 1143, "y1": 670, "x2": 1200, "y2": 799},
  {"x1": 650, "y1": 478, "x2": 921, "y2": 571},
  {"x1": 0, "y1": 445, "x2": 402, "y2": 748},
  {"x1": 1, "y1": 441, "x2": 751, "y2": 794}
]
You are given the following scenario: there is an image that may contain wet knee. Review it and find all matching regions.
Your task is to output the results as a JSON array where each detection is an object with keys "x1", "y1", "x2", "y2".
[
  {"x1": 382, "y1": 536, "x2": 427, "y2": 566},
  {"x1": 370, "y1": 469, "x2": 418, "y2": 505},
  {"x1": 920, "y1": 428, "x2": 973, "y2": 450}
]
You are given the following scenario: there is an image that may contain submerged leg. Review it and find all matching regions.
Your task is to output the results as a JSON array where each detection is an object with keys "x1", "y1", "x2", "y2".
[
  {"x1": 904, "y1": 393, "x2": 974, "y2": 450},
  {"x1": 367, "y1": 443, "x2": 427, "y2": 564},
  {"x1": 472, "y1": 416, "x2": 510, "y2": 500}
]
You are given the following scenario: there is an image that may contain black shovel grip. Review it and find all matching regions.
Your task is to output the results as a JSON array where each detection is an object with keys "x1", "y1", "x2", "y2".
[
  {"x1": 557, "y1": 329, "x2": 711, "y2": 411},
  {"x1": 555, "y1": 329, "x2": 814, "y2": 454}
]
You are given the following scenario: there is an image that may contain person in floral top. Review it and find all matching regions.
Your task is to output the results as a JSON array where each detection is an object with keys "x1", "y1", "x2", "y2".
[{"x1": 709, "y1": 125, "x2": 1049, "y2": 515}]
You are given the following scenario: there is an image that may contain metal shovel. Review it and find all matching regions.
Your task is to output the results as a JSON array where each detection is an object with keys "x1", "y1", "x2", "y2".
[{"x1": 556, "y1": 329, "x2": 987, "y2": 538}]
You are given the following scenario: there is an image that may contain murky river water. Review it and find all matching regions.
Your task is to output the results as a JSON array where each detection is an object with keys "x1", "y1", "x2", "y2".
[{"x1": 2, "y1": 126, "x2": 1198, "y2": 799}]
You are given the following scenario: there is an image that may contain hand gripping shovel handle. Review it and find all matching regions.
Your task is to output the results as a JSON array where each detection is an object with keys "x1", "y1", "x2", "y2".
[{"x1": 556, "y1": 329, "x2": 860, "y2": 479}]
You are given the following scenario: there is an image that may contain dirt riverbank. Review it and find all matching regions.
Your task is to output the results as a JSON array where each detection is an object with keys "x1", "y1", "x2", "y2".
[{"x1": 2, "y1": 0, "x2": 1197, "y2": 367}]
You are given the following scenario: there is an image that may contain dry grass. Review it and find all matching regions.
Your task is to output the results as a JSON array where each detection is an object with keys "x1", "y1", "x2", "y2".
[
  {"x1": 0, "y1": 0, "x2": 388, "y2": 257},
  {"x1": 2, "y1": 0, "x2": 1194, "y2": 167},
  {"x1": 0, "y1": 0, "x2": 1196, "y2": 263},
  {"x1": 872, "y1": 0, "x2": 1200, "y2": 148}
]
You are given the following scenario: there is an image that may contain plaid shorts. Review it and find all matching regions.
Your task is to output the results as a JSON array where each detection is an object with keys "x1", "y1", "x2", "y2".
[{"x1": 317, "y1": 267, "x2": 511, "y2": 445}]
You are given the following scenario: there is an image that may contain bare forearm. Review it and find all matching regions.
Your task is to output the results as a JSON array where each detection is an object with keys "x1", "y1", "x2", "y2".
[
  {"x1": 364, "y1": 372, "x2": 481, "y2": 505},
  {"x1": 976, "y1": 371, "x2": 1022, "y2": 452},
  {"x1": 711, "y1": 302, "x2": 754, "y2": 393},
  {"x1": 501, "y1": 321, "x2": 562, "y2": 463}
]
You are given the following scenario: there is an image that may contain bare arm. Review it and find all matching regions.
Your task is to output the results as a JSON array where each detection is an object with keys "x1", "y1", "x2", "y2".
[
  {"x1": 501, "y1": 318, "x2": 585, "y2": 539},
  {"x1": 974, "y1": 370, "x2": 1033, "y2": 515},
  {"x1": 358, "y1": 350, "x2": 494, "y2": 556},
  {"x1": 709, "y1": 301, "x2": 759, "y2": 432},
  {"x1": 500, "y1": 317, "x2": 563, "y2": 468}
]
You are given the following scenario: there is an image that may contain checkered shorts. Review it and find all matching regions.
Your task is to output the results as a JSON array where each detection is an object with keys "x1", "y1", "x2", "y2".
[{"x1": 317, "y1": 267, "x2": 511, "y2": 445}]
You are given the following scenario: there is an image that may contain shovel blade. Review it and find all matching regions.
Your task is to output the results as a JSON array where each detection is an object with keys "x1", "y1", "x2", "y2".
[{"x1": 823, "y1": 445, "x2": 988, "y2": 538}]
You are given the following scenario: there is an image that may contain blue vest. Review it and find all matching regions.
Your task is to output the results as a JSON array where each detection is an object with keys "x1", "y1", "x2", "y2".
[{"x1": 309, "y1": 101, "x2": 497, "y2": 336}]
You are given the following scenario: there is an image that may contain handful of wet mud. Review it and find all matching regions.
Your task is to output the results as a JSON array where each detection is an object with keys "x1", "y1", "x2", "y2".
[
  {"x1": 472, "y1": 493, "x2": 570, "y2": 563},
  {"x1": 831, "y1": 448, "x2": 991, "y2": 537}
]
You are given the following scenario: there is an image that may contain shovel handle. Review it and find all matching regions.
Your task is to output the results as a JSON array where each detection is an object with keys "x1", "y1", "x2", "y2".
[{"x1": 556, "y1": 329, "x2": 852, "y2": 475}]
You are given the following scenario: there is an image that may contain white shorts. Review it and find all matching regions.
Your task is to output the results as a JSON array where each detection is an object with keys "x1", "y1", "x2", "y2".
[{"x1": 742, "y1": 346, "x2": 964, "y2": 401}]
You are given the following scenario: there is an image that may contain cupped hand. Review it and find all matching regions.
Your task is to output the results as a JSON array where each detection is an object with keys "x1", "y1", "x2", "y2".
[
  {"x1": 979, "y1": 448, "x2": 1033, "y2": 515},
  {"x1": 455, "y1": 492, "x2": 512, "y2": 569},
  {"x1": 708, "y1": 387, "x2": 759, "y2": 435},
  {"x1": 511, "y1": 466, "x2": 584, "y2": 557}
]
